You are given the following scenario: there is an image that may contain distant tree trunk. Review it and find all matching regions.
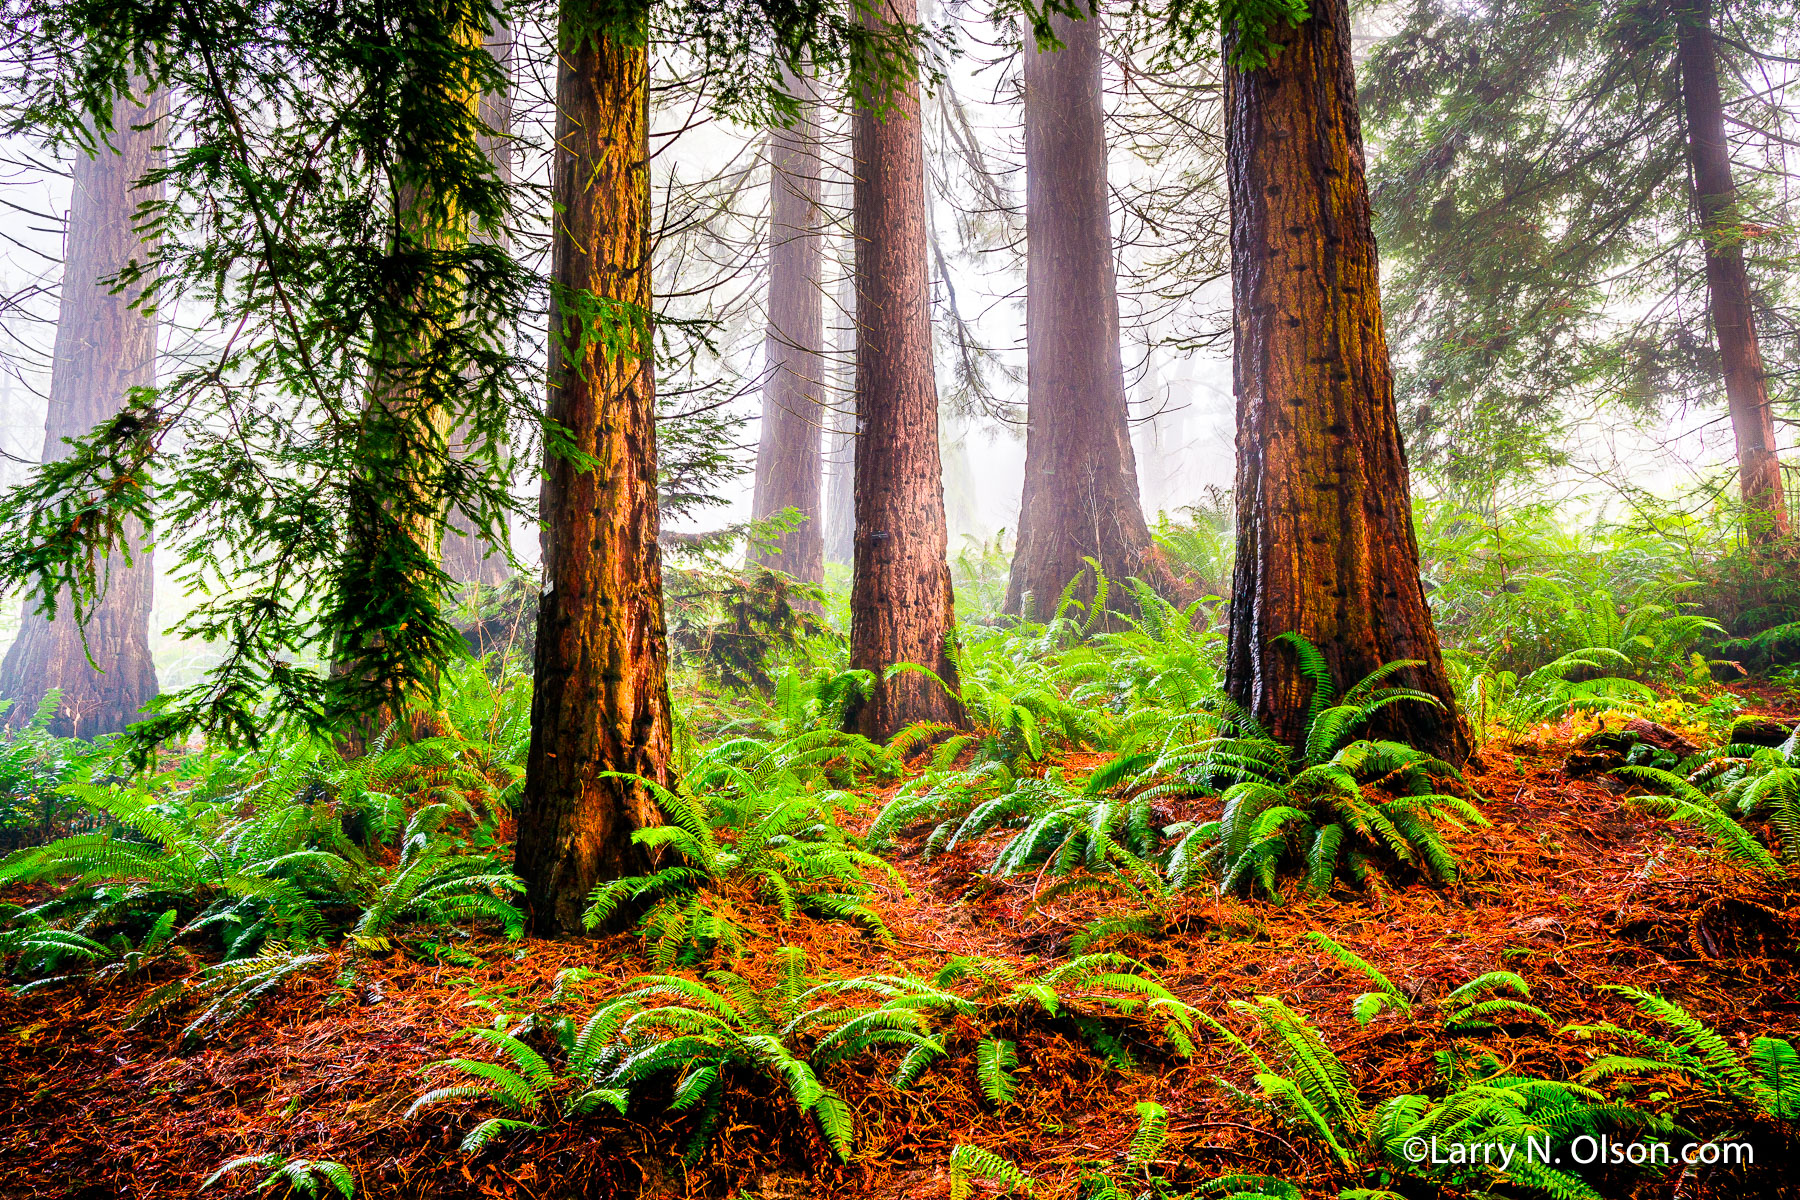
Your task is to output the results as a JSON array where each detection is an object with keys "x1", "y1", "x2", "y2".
[
  {"x1": 0, "y1": 90, "x2": 163, "y2": 739},
  {"x1": 846, "y1": 0, "x2": 966, "y2": 741},
  {"x1": 1675, "y1": 0, "x2": 1788, "y2": 540},
  {"x1": 823, "y1": 251, "x2": 857, "y2": 564},
  {"x1": 442, "y1": 18, "x2": 516, "y2": 586},
  {"x1": 1006, "y1": 8, "x2": 1169, "y2": 624},
  {"x1": 514, "y1": 8, "x2": 672, "y2": 937},
  {"x1": 748, "y1": 79, "x2": 826, "y2": 586},
  {"x1": 1221, "y1": 0, "x2": 1471, "y2": 765},
  {"x1": 334, "y1": 12, "x2": 487, "y2": 738}
]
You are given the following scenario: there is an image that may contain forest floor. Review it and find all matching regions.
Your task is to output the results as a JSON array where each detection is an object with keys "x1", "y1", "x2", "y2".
[{"x1": 2, "y1": 695, "x2": 1799, "y2": 1200}]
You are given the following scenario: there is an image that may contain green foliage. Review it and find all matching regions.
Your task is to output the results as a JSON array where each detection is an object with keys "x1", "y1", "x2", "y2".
[
  {"x1": 574, "y1": 949, "x2": 941, "y2": 1162},
  {"x1": 667, "y1": 563, "x2": 835, "y2": 692},
  {"x1": 929, "y1": 952, "x2": 1203, "y2": 1062},
  {"x1": 582, "y1": 773, "x2": 901, "y2": 965},
  {"x1": 127, "y1": 943, "x2": 330, "y2": 1045},
  {"x1": 1126, "y1": 1099, "x2": 1168, "y2": 1166},
  {"x1": 975, "y1": 1035, "x2": 1020, "y2": 1106},
  {"x1": 0, "y1": 692, "x2": 94, "y2": 845},
  {"x1": 1567, "y1": 986, "x2": 1800, "y2": 1122},
  {"x1": 1149, "y1": 500, "x2": 1233, "y2": 600},
  {"x1": 1614, "y1": 728, "x2": 1800, "y2": 878},
  {"x1": 0, "y1": 905, "x2": 184, "y2": 991},
  {"x1": 948, "y1": 1144, "x2": 1034, "y2": 1200},
  {"x1": 0, "y1": 694, "x2": 525, "y2": 980},
  {"x1": 1448, "y1": 647, "x2": 1657, "y2": 743},
  {"x1": 407, "y1": 1020, "x2": 628, "y2": 1153},
  {"x1": 203, "y1": 1153, "x2": 355, "y2": 1198},
  {"x1": 1117, "y1": 637, "x2": 1483, "y2": 900},
  {"x1": 1419, "y1": 504, "x2": 1741, "y2": 682},
  {"x1": 1219, "y1": 995, "x2": 1671, "y2": 1200},
  {"x1": 1305, "y1": 932, "x2": 1550, "y2": 1035},
  {"x1": 950, "y1": 619, "x2": 1112, "y2": 771},
  {"x1": 1075, "y1": 582, "x2": 1226, "y2": 758},
  {"x1": 1363, "y1": 0, "x2": 1800, "y2": 494}
]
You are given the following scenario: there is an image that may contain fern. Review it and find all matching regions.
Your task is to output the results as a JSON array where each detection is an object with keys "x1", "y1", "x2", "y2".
[
  {"x1": 1126, "y1": 1100, "x2": 1168, "y2": 1166},
  {"x1": 1220, "y1": 995, "x2": 1667, "y2": 1199},
  {"x1": 976, "y1": 1036, "x2": 1020, "y2": 1106},
  {"x1": 571, "y1": 950, "x2": 943, "y2": 1163},
  {"x1": 1306, "y1": 932, "x2": 1548, "y2": 1035},
  {"x1": 202, "y1": 1154, "x2": 355, "y2": 1198},
  {"x1": 581, "y1": 772, "x2": 902, "y2": 964},
  {"x1": 1567, "y1": 986, "x2": 1800, "y2": 1121},
  {"x1": 948, "y1": 1144, "x2": 1035, "y2": 1200},
  {"x1": 127, "y1": 944, "x2": 328, "y2": 1044}
]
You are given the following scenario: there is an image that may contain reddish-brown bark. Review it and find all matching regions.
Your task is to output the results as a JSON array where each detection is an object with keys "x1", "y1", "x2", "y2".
[
  {"x1": 749, "y1": 83, "x2": 827, "y2": 587},
  {"x1": 846, "y1": 0, "x2": 965, "y2": 741},
  {"x1": 1221, "y1": 0, "x2": 1471, "y2": 765},
  {"x1": 1675, "y1": 0, "x2": 1788, "y2": 540},
  {"x1": 0, "y1": 91, "x2": 164, "y2": 738},
  {"x1": 1006, "y1": 9, "x2": 1170, "y2": 624},
  {"x1": 514, "y1": 14, "x2": 673, "y2": 936}
]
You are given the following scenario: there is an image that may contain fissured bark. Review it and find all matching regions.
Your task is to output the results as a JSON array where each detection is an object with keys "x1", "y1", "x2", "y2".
[
  {"x1": 1221, "y1": 0, "x2": 1472, "y2": 765},
  {"x1": 1006, "y1": 8, "x2": 1171, "y2": 624},
  {"x1": 0, "y1": 90, "x2": 164, "y2": 739},
  {"x1": 515, "y1": 11, "x2": 672, "y2": 936},
  {"x1": 846, "y1": 0, "x2": 966, "y2": 741}
]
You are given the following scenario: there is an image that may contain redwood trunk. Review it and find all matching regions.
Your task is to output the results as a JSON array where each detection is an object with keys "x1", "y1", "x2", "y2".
[
  {"x1": 846, "y1": 0, "x2": 965, "y2": 740},
  {"x1": 515, "y1": 13, "x2": 672, "y2": 936},
  {"x1": 1006, "y1": 8, "x2": 1168, "y2": 623},
  {"x1": 823, "y1": 253, "x2": 857, "y2": 564},
  {"x1": 442, "y1": 19, "x2": 516, "y2": 586},
  {"x1": 1675, "y1": 0, "x2": 1788, "y2": 539},
  {"x1": 749, "y1": 86, "x2": 826, "y2": 585},
  {"x1": 1221, "y1": 0, "x2": 1471, "y2": 765},
  {"x1": 0, "y1": 91, "x2": 163, "y2": 738}
]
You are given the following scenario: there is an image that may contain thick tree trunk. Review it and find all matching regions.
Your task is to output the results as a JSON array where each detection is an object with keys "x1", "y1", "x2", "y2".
[
  {"x1": 0, "y1": 91, "x2": 163, "y2": 739},
  {"x1": 514, "y1": 11, "x2": 672, "y2": 936},
  {"x1": 1221, "y1": 0, "x2": 1471, "y2": 765},
  {"x1": 1675, "y1": 0, "x2": 1788, "y2": 540},
  {"x1": 1006, "y1": 8, "x2": 1169, "y2": 624},
  {"x1": 749, "y1": 84, "x2": 826, "y2": 586},
  {"x1": 846, "y1": 0, "x2": 966, "y2": 740},
  {"x1": 442, "y1": 19, "x2": 516, "y2": 586}
]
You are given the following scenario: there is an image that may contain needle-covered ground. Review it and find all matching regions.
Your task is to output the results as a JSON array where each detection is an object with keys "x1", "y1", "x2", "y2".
[{"x1": 1, "y1": 704, "x2": 1797, "y2": 1200}]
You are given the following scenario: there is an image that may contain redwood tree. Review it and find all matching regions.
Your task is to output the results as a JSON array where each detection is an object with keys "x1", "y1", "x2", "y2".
[
  {"x1": 748, "y1": 79, "x2": 827, "y2": 585},
  {"x1": 1363, "y1": 0, "x2": 1799, "y2": 522},
  {"x1": 514, "y1": 4, "x2": 674, "y2": 936},
  {"x1": 1006, "y1": 5, "x2": 1168, "y2": 622},
  {"x1": 1675, "y1": 0, "x2": 1785, "y2": 537},
  {"x1": 0, "y1": 90, "x2": 163, "y2": 738},
  {"x1": 442, "y1": 18, "x2": 517, "y2": 586},
  {"x1": 846, "y1": 0, "x2": 965, "y2": 740},
  {"x1": 1221, "y1": 0, "x2": 1472, "y2": 765}
]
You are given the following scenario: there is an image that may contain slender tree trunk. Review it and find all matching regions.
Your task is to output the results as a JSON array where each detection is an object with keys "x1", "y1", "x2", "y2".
[
  {"x1": 749, "y1": 80, "x2": 827, "y2": 585},
  {"x1": 334, "y1": 12, "x2": 487, "y2": 738},
  {"x1": 0, "y1": 90, "x2": 163, "y2": 738},
  {"x1": 442, "y1": 18, "x2": 516, "y2": 586},
  {"x1": 1006, "y1": 8, "x2": 1169, "y2": 623},
  {"x1": 515, "y1": 7, "x2": 672, "y2": 936},
  {"x1": 846, "y1": 0, "x2": 965, "y2": 740},
  {"x1": 1221, "y1": 0, "x2": 1471, "y2": 765},
  {"x1": 1675, "y1": 0, "x2": 1788, "y2": 540},
  {"x1": 823, "y1": 244, "x2": 857, "y2": 564}
]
